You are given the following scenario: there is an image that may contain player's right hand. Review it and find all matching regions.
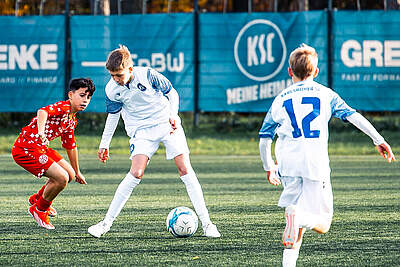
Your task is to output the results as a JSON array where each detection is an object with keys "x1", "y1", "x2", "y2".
[
  {"x1": 98, "y1": 148, "x2": 109, "y2": 163},
  {"x1": 267, "y1": 170, "x2": 281, "y2": 186},
  {"x1": 169, "y1": 117, "x2": 177, "y2": 134},
  {"x1": 376, "y1": 142, "x2": 396, "y2": 163},
  {"x1": 75, "y1": 171, "x2": 87, "y2": 185}
]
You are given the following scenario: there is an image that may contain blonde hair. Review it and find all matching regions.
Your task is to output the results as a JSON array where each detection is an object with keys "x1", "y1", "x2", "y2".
[
  {"x1": 106, "y1": 45, "x2": 133, "y2": 71},
  {"x1": 289, "y1": 44, "x2": 318, "y2": 80}
]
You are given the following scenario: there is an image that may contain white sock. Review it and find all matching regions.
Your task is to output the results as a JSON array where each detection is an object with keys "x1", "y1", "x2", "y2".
[
  {"x1": 180, "y1": 172, "x2": 211, "y2": 227},
  {"x1": 104, "y1": 172, "x2": 141, "y2": 225},
  {"x1": 282, "y1": 248, "x2": 299, "y2": 267}
]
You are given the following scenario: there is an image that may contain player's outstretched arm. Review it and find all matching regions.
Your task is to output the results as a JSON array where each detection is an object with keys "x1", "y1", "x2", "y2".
[
  {"x1": 37, "y1": 109, "x2": 49, "y2": 146},
  {"x1": 376, "y1": 142, "x2": 396, "y2": 163},
  {"x1": 98, "y1": 112, "x2": 120, "y2": 162},
  {"x1": 259, "y1": 138, "x2": 281, "y2": 186},
  {"x1": 347, "y1": 112, "x2": 396, "y2": 163},
  {"x1": 66, "y1": 148, "x2": 87, "y2": 184},
  {"x1": 166, "y1": 88, "x2": 180, "y2": 133}
]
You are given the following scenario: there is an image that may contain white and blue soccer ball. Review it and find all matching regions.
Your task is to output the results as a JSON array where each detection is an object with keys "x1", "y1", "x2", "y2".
[{"x1": 166, "y1": 206, "x2": 198, "y2": 238}]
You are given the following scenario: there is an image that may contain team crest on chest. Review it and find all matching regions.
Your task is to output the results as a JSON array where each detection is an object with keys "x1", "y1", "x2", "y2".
[{"x1": 137, "y1": 83, "x2": 147, "y2": 91}]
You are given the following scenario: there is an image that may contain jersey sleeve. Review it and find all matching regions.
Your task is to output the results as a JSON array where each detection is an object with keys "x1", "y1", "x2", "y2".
[
  {"x1": 105, "y1": 94, "x2": 123, "y2": 114},
  {"x1": 147, "y1": 68, "x2": 173, "y2": 94},
  {"x1": 105, "y1": 81, "x2": 123, "y2": 114},
  {"x1": 61, "y1": 128, "x2": 77, "y2": 149},
  {"x1": 259, "y1": 107, "x2": 279, "y2": 139},
  {"x1": 40, "y1": 101, "x2": 67, "y2": 117},
  {"x1": 330, "y1": 92, "x2": 356, "y2": 121}
]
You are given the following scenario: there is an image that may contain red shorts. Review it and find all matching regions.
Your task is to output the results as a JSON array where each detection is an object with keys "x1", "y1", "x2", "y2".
[{"x1": 12, "y1": 142, "x2": 63, "y2": 178}]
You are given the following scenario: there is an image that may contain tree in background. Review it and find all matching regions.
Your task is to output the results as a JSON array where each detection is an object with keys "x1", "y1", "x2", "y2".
[{"x1": 0, "y1": 0, "x2": 398, "y2": 16}]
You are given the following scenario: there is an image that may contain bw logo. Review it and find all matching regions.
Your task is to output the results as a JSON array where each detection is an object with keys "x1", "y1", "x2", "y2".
[{"x1": 234, "y1": 19, "x2": 286, "y2": 82}]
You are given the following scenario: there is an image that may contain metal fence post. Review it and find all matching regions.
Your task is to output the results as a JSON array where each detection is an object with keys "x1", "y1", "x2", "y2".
[
  {"x1": 64, "y1": 0, "x2": 71, "y2": 100},
  {"x1": 327, "y1": 0, "x2": 333, "y2": 89},
  {"x1": 142, "y1": 0, "x2": 147, "y2": 14},
  {"x1": 40, "y1": 0, "x2": 46, "y2": 16},
  {"x1": 15, "y1": 0, "x2": 21, "y2": 16},
  {"x1": 193, "y1": 0, "x2": 200, "y2": 127},
  {"x1": 248, "y1": 0, "x2": 252, "y2": 13}
]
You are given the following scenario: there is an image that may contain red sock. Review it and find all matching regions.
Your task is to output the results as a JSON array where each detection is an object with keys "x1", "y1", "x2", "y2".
[
  {"x1": 36, "y1": 196, "x2": 52, "y2": 212},
  {"x1": 36, "y1": 185, "x2": 46, "y2": 198}
]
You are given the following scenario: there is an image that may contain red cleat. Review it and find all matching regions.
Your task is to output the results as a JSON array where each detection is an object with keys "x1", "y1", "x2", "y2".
[
  {"x1": 28, "y1": 193, "x2": 57, "y2": 217},
  {"x1": 28, "y1": 204, "x2": 55, "y2": 230}
]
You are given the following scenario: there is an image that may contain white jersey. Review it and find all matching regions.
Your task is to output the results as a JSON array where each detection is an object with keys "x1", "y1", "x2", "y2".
[
  {"x1": 259, "y1": 80, "x2": 355, "y2": 181},
  {"x1": 104, "y1": 66, "x2": 177, "y2": 138}
]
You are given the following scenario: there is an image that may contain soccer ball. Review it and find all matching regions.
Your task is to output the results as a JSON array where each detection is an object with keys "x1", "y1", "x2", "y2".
[{"x1": 166, "y1": 206, "x2": 198, "y2": 238}]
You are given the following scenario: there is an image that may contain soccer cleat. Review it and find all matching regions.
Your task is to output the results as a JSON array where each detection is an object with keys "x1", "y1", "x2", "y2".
[
  {"x1": 28, "y1": 204, "x2": 55, "y2": 230},
  {"x1": 28, "y1": 193, "x2": 57, "y2": 217},
  {"x1": 283, "y1": 205, "x2": 298, "y2": 249},
  {"x1": 47, "y1": 206, "x2": 58, "y2": 217},
  {"x1": 88, "y1": 220, "x2": 111, "y2": 238},
  {"x1": 203, "y1": 223, "x2": 221, "y2": 238}
]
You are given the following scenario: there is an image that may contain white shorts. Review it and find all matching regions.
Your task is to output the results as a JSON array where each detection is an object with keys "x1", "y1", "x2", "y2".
[
  {"x1": 129, "y1": 123, "x2": 190, "y2": 160},
  {"x1": 278, "y1": 176, "x2": 333, "y2": 220}
]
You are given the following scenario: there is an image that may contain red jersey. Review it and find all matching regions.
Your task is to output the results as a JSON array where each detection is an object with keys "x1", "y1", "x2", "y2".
[{"x1": 15, "y1": 100, "x2": 77, "y2": 150}]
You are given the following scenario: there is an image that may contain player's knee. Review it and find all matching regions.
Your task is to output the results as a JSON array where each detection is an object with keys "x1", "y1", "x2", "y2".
[
  {"x1": 67, "y1": 169, "x2": 76, "y2": 183},
  {"x1": 176, "y1": 163, "x2": 194, "y2": 177},
  {"x1": 131, "y1": 169, "x2": 144, "y2": 179},
  {"x1": 177, "y1": 165, "x2": 189, "y2": 176},
  {"x1": 320, "y1": 223, "x2": 331, "y2": 234},
  {"x1": 314, "y1": 220, "x2": 332, "y2": 234},
  {"x1": 56, "y1": 171, "x2": 69, "y2": 188}
]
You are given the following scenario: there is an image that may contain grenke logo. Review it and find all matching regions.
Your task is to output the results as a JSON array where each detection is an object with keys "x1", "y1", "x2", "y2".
[
  {"x1": 0, "y1": 44, "x2": 58, "y2": 70},
  {"x1": 234, "y1": 19, "x2": 286, "y2": 82},
  {"x1": 341, "y1": 40, "x2": 400, "y2": 67}
]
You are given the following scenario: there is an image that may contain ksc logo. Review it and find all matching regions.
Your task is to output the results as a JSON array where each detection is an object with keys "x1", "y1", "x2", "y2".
[{"x1": 234, "y1": 19, "x2": 286, "y2": 81}]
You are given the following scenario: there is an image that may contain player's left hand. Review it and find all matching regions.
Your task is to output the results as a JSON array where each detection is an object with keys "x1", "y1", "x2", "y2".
[
  {"x1": 376, "y1": 141, "x2": 396, "y2": 163},
  {"x1": 38, "y1": 133, "x2": 49, "y2": 146},
  {"x1": 75, "y1": 172, "x2": 87, "y2": 184},
  {"x1": 169, "y1": 117, "x2": 177, "y2": 134}
]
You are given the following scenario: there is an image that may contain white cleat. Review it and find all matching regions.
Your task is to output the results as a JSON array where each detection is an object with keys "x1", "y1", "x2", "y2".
[
  {"x1": 88, "y1": 220, "x2": 111, "y2": 238},
  {"x1": 203, "y1": 223, "x2": 221, "y2": 238}
]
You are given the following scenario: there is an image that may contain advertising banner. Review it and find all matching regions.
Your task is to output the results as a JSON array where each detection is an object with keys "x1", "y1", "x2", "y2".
[
  {"x1": 333, "y1": 11, "x2": 400, "y2": 111},
  {"x1": 198, "y1": 11, "x2": 327, "y2": 112},
  {"x1": 0, "y1": 16, "x2": 65, "y2": 112},
  {"x1": 71, "y1": 13, "x2": 194, "y2": 112}
]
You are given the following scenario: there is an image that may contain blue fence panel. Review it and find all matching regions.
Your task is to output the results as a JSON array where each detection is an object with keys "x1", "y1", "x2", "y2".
[
  {"x1": 0, "y1": 16, "x2": 65, "y2": 112},
  {"x1": 199, "y1": 11, "x2": 327, "y2": 112},
  {"x1": 3, "y1": 11, "x2": 398, "y2": 113},
  {"x1": 71, "y1": 13, "x2": 194, "y2": 112},
  {"x1": 333, "y1": 11, "x2": 400, "y2": 111}
]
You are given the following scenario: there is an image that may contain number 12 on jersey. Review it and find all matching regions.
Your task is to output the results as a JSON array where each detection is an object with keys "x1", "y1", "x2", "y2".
[{"x1": 282, "y1": 97, "x2": 320, "y2": 138}]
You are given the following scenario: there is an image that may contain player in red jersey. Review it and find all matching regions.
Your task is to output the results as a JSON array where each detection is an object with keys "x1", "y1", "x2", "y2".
[{"x1": 12, "y1": 78, "x2": 95, "y2": 230}]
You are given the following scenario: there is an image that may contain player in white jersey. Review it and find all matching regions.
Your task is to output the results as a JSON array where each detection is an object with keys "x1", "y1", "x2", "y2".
[
  {"x1": 88, "y1": 45, "x2": 220, "y2": 238},
  {"x1": 259, "y1": 44, "x2": 395, "y2": 267}
]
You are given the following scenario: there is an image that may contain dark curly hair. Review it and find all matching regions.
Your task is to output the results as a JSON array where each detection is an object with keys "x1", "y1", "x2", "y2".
[{"x1": 68, "y1": 78, "x2": 96, "y2": 96}]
